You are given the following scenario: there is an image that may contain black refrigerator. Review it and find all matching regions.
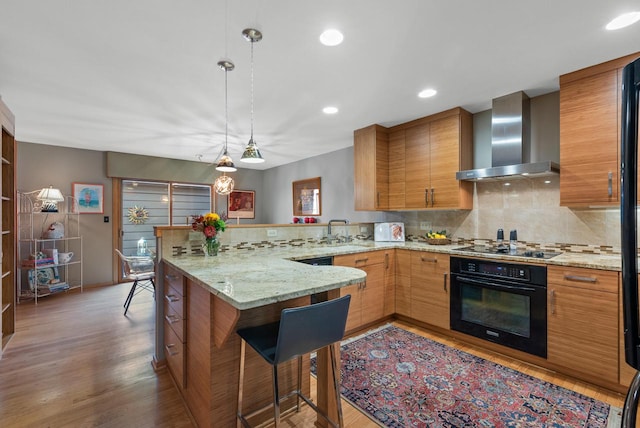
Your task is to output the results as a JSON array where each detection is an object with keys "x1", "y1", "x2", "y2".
[{"x1": 621, "y1": 56, "x2": 640, "y2": 427}]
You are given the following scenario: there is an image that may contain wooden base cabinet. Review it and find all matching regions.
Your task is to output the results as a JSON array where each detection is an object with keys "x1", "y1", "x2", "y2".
[
  {"x1": 395, "y1": 249, "x2": 412, "y2": 317},
  {"x1": 163, "y1": 264, "x2": 186, "y2": 390},
  {"x1": 335, "y1": 250, "x2": 390, "y2": 332},
  {"x1": 547, "y1": 266, "x2": 619, "y2": 386},
  {"x1": 410, "y1": 252, "x2": 450, "y2": 330}
]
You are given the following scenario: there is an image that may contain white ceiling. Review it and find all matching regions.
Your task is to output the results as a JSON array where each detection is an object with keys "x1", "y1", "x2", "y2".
[{"x1": 1, "y1": 1, "x2": 639, "y2": 170}]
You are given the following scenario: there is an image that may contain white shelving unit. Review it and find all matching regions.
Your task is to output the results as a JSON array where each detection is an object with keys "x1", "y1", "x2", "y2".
[{"x1": 17, "y1": 191, "x2": 83, "y2": 304}]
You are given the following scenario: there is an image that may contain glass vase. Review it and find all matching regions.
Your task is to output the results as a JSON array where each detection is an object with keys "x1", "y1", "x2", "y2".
[{"x1": 203, "y1": 238, "x2": 220, "y2": 257}]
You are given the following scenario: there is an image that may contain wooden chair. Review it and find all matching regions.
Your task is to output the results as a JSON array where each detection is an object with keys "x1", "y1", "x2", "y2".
[{"x1": 115, "y1": 249, "x2": 155, "y2": 315}]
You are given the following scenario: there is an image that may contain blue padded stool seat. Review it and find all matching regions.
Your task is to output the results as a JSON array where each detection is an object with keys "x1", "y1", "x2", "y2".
[{"x1": 236, "y1": 294, "x2": 351, "y2": 428}]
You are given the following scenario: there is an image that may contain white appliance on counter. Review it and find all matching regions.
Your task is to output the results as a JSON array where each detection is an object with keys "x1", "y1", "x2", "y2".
[{"x1": 374, "y1": 222, "x2": 405, "y2": 242}]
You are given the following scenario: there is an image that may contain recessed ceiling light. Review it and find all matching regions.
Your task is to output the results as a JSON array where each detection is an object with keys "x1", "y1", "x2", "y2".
[
  {"x1": 323, "y1": 106, "x2": 339, "y2": 114},
  {"x1": 319, "y1": 29, "x2": 343, "y2": 46},
  {"x1": 544, "y1": 180, "x2": 551, "y2": 184},
  {"x1": 418, "y1": 88, "x2": 437, "y2": 98},
  {"x1": 606, "y1": 11, "x2": 640, "y2": 30}
]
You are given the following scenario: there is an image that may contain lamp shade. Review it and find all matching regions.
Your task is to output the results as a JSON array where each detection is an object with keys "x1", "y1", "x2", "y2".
[
  {"x1": 240, "y1": 138, "x2": 265, "y2": 163},
  {"x1": 37, "y1": 186, "x2": 64, "y2": 202}
]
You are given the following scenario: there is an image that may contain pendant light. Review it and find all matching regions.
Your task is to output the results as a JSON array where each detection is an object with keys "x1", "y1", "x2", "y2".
[
  {"x1": 214, "y1": 59, "x2": 236, "y2": 195},
  {"x1": 240, "y1": 28, "x2": 265, "y2": 163}
]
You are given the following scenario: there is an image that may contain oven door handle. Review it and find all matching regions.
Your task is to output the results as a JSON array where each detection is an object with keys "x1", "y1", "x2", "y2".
[{"x1": 454, "y1": 275, "x2": 537, "y2": 292}]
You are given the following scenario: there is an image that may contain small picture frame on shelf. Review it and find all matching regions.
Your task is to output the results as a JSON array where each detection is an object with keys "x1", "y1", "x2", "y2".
[{"x1": 73, "y1": 183, "x2": 104, "y2": 214}]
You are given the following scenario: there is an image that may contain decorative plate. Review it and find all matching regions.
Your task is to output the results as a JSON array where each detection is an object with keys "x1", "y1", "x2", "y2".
[
  {"x1": 128, "y1": 205, "x2": 149, "y2": 224},
  {"x1": 28, "y1": 267, "x2": 60, "y2": 290}
]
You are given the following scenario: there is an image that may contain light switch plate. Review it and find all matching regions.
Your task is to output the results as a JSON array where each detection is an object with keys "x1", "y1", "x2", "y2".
[
  {"x1": 420, "y1": 222, "x2": 430, "y2": 231},
  {"x1": 267, "y1": 229, "x2": 277, "y2": 237},
  {"x1": 360, "y1": 226, "x2": 368, "y2": 233}
]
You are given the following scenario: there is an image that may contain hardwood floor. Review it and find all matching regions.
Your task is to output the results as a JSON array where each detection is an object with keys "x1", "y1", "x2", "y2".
[{"x1": 0, "y1": 284, "x2": 627, "y2": 427}]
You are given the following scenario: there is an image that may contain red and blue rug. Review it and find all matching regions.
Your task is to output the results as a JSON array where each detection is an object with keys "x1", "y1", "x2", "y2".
[{"x1": 313, "y1": 324, "x2": 620, "y2": 427}]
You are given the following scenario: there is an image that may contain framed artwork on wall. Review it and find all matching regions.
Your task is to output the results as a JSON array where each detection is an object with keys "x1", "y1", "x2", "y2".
[
  {"x1": 73, "y1": 183, "x2": 104, "y2": 214},
  {"x1": 292, "y1": 177, "x2": 321, "y2": 216},
  {"x1": 228, "y1": 190, "x2": 255, "y2": 219}
]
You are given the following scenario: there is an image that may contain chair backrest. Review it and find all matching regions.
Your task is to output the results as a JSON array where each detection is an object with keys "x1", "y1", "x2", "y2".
[
  {"x1": 115, "y1": 249, "x2": 154, "y2": 277},
  {"x1": 274, "y1": 294, "x2": 351, "y2": 365}
]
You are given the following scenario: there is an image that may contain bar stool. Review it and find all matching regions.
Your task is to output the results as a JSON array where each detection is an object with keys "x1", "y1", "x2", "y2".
[
  {"x1": 236, "y1": 294, "x2": 351, "y2": 428},
  {"x1": 115, "y1": 249, "x2": 156, "y2": 315}
]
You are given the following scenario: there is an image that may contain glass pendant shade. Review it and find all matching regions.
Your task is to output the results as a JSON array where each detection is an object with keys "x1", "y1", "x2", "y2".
[
  {"x1": 214, "y1": 174, "x2": 235, "y2": 195},
  {"x1": 240, "y1": 138, "x2": 264, "y2": 163}
]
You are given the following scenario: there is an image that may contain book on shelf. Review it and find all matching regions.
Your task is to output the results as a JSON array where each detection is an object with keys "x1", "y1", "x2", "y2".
[
  {"x1": 21, "y1": 258, "x2": 55, "y2": 268},
  {"x1": 38, "y1": 282, "x2": 69, "y2": 293}
]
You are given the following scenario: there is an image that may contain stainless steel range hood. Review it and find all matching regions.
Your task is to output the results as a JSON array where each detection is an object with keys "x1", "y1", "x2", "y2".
[{"x1": 456, "y1": 91, "x2": 559, "y2": 181}]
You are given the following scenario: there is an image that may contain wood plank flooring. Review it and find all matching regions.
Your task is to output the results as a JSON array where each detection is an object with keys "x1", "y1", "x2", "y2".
[{"x1": 0, "y1": 284, "x2": 627, "y2": 427}]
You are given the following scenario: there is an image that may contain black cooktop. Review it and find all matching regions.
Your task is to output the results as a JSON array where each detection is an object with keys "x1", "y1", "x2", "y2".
[{"x1": 454, "y1": 245, "x2": 561, "y2": 260}]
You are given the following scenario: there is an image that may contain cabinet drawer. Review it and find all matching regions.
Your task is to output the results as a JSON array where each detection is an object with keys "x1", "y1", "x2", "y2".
[
  {"x1": 163, "y1": 263, "x2": 185, "y2": 297},
  {"x1": 164, "y1": 284, "x2": 185, "y2": 320},
  {"x1": 334, "y1": 250, "x2": 386, "y2": 268},
  {"x1": 164, "y1": 319, "x2": 185, "y2": 389},
  {"x1": 548, "y1": 266, "x2": 618, "y2": 293},
  {"x1": 164, "y1": 298, "x2": 186, "y2": 343}
]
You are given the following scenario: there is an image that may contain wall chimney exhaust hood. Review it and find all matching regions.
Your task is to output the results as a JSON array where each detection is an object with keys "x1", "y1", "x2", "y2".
[{"x1": 456, "y1": 91, "x2": 559, "y2": 181}]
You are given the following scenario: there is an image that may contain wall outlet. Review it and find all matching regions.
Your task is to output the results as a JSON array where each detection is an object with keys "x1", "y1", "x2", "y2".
[
  {"x1": 420, "y1": 222, "x2": 430, "y2": 231},
  {"x1": 267, "y1": 229, "x2": 277, "y2": 237},
  {"x1": 360, "y1": 226, "x2": 368, "y2": 233}
]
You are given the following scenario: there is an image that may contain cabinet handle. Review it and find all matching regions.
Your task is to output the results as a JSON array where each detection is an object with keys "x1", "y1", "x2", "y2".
[
  {"x1": 563, "y1": 274, "x2": 597, "y2": 283},
  {"x1": 443, "y1": 272, "x2": 448, "y2": 292},
  {"x1": 355, "y1": 257, "x2": 368, "y2": 264},
  {"x1": 550, "y1": 289, "x2": 556, "y2": 314},
  {"x1": 165, "y1": 294, "x2": 180, "y2": 303},
  {"x1": 431, "y1": 188, "x2": 435, "y2": 206},
  {"x1": 425, "y1": 189, "x2": 429, "y2": 207},
  {"x1": 165, "y1": 274, "x2": 177, "y2": 281},
  {"x1": 377, "y1": 191, "x2": 380, "y2": 207},
  {"x1": 165, "y1": 314, "x2": 179, "y2": 324},
  {"x1": 165, "y1": 344, "x2": 179, "y2": 357},
  {"x1": 608, "y1": 172, "x2": 613, "y2": 197},
  {"x1": 421, "y1": 256, "x2": 438, "y2": 263}
]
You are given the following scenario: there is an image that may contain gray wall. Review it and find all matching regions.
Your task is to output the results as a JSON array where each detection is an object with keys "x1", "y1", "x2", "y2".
[{"x1": 17, "y1": 142, "x2": 113, "y2": 286}]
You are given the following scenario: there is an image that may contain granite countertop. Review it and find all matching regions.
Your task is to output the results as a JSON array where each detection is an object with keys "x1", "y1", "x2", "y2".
[{"x1": 163, "y1": 240, "x2": 623, "y2": 311}]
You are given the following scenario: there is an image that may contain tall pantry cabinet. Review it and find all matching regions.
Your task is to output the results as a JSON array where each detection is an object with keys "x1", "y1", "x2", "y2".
[{"x1": 1, "y1": 97, "x2": 16, "y2": 358}]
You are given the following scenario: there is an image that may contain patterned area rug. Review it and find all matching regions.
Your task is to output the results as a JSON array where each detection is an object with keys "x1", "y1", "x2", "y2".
[{"x1": 313, "y1": 324, "x2": 621, "y2": 427}]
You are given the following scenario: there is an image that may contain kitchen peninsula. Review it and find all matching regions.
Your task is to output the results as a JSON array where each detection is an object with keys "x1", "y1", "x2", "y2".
[{"x1": 154, "y1": 226, "x2": 366, "y2": 427}]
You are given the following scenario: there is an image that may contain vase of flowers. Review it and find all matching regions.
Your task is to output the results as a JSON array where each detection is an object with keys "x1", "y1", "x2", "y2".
[{"x1": 191, "y1": 212, "x2": 226, "y2": 257}]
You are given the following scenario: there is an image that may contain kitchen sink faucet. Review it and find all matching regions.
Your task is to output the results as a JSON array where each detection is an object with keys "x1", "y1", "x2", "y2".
[{"x1": 327, "y1": 219, "x2": 350, "y2": 244}]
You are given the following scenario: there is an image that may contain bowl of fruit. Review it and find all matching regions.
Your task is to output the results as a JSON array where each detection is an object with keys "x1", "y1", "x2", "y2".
[{"x1": 426, "y1": 230, "x2": 451, "y2": 245}]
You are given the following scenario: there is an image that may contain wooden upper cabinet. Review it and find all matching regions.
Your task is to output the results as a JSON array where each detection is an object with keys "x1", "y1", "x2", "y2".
[
  {"x1": 354, "y1": 125, "x2": 389, "y2": 211},
  {"x1": 404, "y1": 124, "x2": 430, "y2": 208},
  {"x1": 559, "y1": 51, "x2": 640, "y2": 207},
  {"x1": 388, "y1": 130, "x2": 406, "y2": 210}
]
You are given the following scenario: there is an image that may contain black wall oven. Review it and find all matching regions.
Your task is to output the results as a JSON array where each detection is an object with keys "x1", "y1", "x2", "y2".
[{"x1": 450, "y1": 256, "x2": 547, "y2": 358}]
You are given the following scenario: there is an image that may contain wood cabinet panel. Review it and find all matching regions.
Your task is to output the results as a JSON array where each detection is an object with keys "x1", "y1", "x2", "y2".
[
  {"x1": 404, "y1": 124, "x2": 430, "y2": 209},
  {"x1": 547, "y1": 266, "x2": 618, "y2": 385},
  {"x1": 388, "y1": 130, "x2": 406, "y2": 209},
  {"x1": 164, "y1": 317, "x2": 186, "y2": 390},
  {"x1": 383, "y1": 251, "x2": 395, "y2": 317},
  {"x1": 560, "y1": 70, "x2": 619, "y2": 205},
  {"x1": 395, "y1": 250, "x2": 412, "y2": 317},
  {"x1": 410, "y1": 252, "x2": 450, "y2": 330},
  {"x1": 1, "y1": 100, "x2": 15, "y2": 357},
  {"x1": 620, "y1": 275, "x2": 640, "y2": 387},
  {"x1": 354, "y1": 125, "x2": 389, "y2": 210}
]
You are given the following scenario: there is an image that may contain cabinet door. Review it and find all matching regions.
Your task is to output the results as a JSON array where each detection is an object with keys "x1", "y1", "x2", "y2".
[
  {"x1": 354, "y1": 125, "x2": 389, "y2": 210},
  {"x1": 560, "y1": 69, "x2": 619, "y2": 206},
  {"x1": 361, "y1": 263, "x2": 385, "y2": 326},
  {"x1": 429, "y1": 115, "x2": 463, "y2": 208},
  {"x1": 339, "y1": 283, "x2": 362, "y2": 332},
  {"x1": 388, "y1": 130, "x2": 406, "y2": 209},
  {"x1": 547, "y1": 266, "x2": 618, "y2": 385},
  {"x1": 382, "y1": 251, "x2": 395, "y2": 317},
  {"x1": 395, "y1": 250, "x2": 412, "y2": 317},
  {"x1": 410, "y1": 252, "x2": 450, "y2": 330},
  {"x1": 619, "y1": 274, "x2": 640, "y2": 387},
  {"x1": 404, "y1": 124, "x2": 430, "y2": 209}
]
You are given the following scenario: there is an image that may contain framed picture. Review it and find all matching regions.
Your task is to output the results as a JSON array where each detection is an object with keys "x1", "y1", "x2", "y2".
[
  {"x1": 73, "y1": 183, "x2": 104, "y2": 214},
  {"x1": 293, "y1": 177, "x2": 321, "y2": 216},
  {"x1": 228, "y1": 190, "x2": 255, "y2": 219}
]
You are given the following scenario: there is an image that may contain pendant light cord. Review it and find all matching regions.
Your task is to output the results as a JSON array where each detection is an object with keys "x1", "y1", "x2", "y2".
[{"x1": 224, "y1": 66, "x2": 228, "y2": 151}]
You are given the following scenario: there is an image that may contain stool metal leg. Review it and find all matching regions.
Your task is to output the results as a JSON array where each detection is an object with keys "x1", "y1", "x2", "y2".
[
  {"x1": 330, "y1": 344, "x2": 345, "y2": 428},
  {"x1": 272, "y1": 365, "x2": 280, "y2": 428},
  {"x1": 123, "y1": 281, "x2": 138, "y2": 315}
]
